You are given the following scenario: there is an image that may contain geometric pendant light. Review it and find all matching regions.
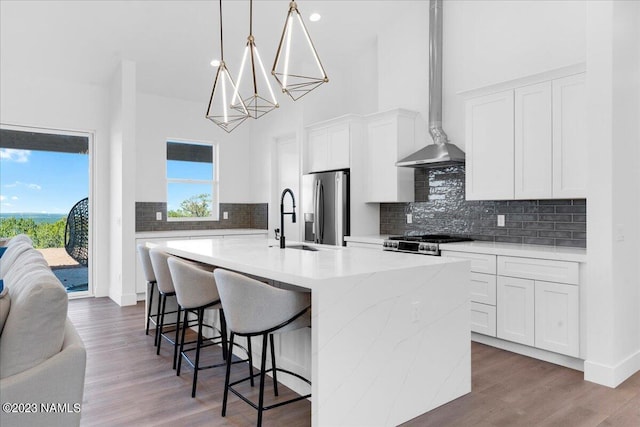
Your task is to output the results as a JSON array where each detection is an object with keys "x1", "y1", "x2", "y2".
[
  {"x1": 206, "y1": 0, "x2": 249, "y2": 133},
  {"x1": 232, "y1": 0, "x2": 279, "y2": 119},
  {"x1": 272, "y1": 1, "x2": 329, "y2": 101}
]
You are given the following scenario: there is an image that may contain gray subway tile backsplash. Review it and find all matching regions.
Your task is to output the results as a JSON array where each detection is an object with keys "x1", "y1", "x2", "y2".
[
  {"x1": 136, "y1": 202, "x2": 268, "y2": 232},
  {"x1": 380, "y1": 165, "x2": 586, "y2": 248}
]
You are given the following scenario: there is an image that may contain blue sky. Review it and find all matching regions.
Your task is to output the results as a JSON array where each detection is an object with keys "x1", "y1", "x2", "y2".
[{"x1": 0, "y1": 148, "x2": 88, "y2": 214}]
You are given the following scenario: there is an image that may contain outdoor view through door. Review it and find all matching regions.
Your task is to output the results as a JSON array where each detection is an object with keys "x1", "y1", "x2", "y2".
[{"x1": 0, "y1": 127, "x2": 91, "y2": 294}]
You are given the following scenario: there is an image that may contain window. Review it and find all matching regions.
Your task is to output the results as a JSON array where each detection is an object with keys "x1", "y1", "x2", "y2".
[{"x1": 166, "y1": 140, "x2": 218, "y2": 221}]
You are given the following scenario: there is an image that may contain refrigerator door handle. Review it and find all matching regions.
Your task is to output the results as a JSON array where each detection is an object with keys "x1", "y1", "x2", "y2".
[
  {"x1": 313, "y1": 180, "x2": 320, "y2": 243},
  {"x1": 335, "y1": 173, "x2": 343, "y2": 245},
  {"x1": 318, "y1": 180, "x2": 325, "y2": 243}
]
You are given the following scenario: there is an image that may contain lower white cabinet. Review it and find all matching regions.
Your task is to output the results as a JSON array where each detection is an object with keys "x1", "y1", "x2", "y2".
[
  {"x1": 534, "y1": 281, "x2": 580, "y2": 357},
  {"x1": 443, "y1": 249, "x2": 581, "y2": 358},
  {"x1": 470, "y1": 302, "x2": 496, "y2": 337},
  {"x1": 496, "y1": 276, "x2": 535, "y2": 346}
]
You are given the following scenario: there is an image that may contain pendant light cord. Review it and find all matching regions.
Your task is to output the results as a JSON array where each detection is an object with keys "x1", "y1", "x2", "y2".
[
  {"x1": 249, "y1": 0, "x2": 253, "y2": 36},
  {"x1": 219, "y1": 0, "x2": 224, "y2": 60}
]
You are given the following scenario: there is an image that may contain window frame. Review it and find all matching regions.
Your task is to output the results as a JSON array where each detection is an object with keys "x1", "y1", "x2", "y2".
[{"x1": 165, "y1": 138, "x2": 219, "y2": 222}]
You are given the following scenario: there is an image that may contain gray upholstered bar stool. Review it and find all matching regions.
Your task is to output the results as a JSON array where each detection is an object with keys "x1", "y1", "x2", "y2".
[
  {"x1": 149, "y1": 247, "x2": 187, "y2": 369},
  {"x1": 167, "y1": 256, "x2": 254, "y2": 398},
  {"x1": 213, "y1": 268, "x2": 311, "y2": 427},
  {"x1": 136, "y1": 244, "x2": 159, "y2": 340}
]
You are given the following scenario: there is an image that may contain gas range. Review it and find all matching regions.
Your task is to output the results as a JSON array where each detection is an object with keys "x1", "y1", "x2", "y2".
[{"x1": 382, "y1": 234, "x2": 473, "y2": 256}]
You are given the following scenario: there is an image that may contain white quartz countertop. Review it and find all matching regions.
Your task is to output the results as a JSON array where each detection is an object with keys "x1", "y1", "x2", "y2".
[
  {"x1": 151, "y1": 237, "x2": 468, "y2": 290},
  {"x1": 135, "y1": 228, "x2": 268, "y2": 239},
  {"x1": 439, "y1": 241, "x2": 587, "y2": 263}
]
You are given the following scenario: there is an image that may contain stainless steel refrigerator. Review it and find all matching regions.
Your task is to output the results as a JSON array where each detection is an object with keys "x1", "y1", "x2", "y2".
[{"x1": 301, "y1": 170, "x2": 349, "y2": 246}]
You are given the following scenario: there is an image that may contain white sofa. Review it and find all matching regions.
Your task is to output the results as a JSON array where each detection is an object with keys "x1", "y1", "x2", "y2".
[{"x1": 0, "y1": 235, "x2": 86, "y2": 427}]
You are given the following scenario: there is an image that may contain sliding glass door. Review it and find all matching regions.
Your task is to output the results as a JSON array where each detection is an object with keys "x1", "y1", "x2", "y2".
[{"x1": 0, "y1": 125, "x2": 93, "y2": 296}]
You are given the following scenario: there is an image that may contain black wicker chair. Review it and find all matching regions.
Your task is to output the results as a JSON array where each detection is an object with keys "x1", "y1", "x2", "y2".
[{"x1": 65, "y1": 197, "x2": 89, "y2": 267}]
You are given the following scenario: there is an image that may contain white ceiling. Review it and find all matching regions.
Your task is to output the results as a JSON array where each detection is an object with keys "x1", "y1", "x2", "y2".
[{"x1": 0, "y1": 0, "x2": 405, "y2": 103}]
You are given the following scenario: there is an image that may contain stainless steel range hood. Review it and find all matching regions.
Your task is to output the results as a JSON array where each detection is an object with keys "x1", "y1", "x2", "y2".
[{"x1": 396, "y1": 0, "x2": 464, "y2": 168}]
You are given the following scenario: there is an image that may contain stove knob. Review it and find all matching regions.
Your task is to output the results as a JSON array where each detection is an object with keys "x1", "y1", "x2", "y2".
[{"x1": 392, "y1": 242, "x2": 398, "y2": 249}]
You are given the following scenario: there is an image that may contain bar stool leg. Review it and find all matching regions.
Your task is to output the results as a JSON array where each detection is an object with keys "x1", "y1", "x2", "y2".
[
  {"x1": 248, "y1": 337, "x2": 254, "y2": 387},
  {"x1": 269, "y1": 334, "x2": 279, "y2": 396},
  {"x1": 173, "y1": 306, "x2": 182, "y2": 369},
  {"x1": 157, "y1": 294, "x2": 167, "y2": 355},
  {"x1": 220, "y1": 310, "x2": 228, "y2": 361},
  {"x1": 257, "y1": 333, "x2": 269, "y2": 427},
  {"x1": 154, "y1": 291, "x2": 163, "y2": 347},
  {"x1": 191, "y1": 308, "x2": 204, "y2": 398},
  {"x1": 222, "y1": 332, "x2": 236, "y2": 417},
  {"x1": 177, "y1": 308, "x2": 189, "y2": 376},
  {"x1": 146, "y1": 281, "x2": 155, "y2": 336}
]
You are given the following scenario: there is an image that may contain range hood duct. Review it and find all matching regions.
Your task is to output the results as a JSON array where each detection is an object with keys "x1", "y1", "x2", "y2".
[{"x1": 396, "y1": 0, "x2": 465, "y2": 168}]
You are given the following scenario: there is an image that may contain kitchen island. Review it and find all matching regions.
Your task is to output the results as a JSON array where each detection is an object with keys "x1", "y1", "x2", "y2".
[{"x1": 152, "y1": 237, "x2": 471, "y2": 426}]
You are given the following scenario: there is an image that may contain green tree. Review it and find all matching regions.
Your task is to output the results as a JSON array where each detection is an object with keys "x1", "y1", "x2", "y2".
[
  {"x1": 168, "y1": 194, "x2": 212, "y2": 218},
  {"x1": 0, "y1": 217, "x2": 66, "y2": 249}
]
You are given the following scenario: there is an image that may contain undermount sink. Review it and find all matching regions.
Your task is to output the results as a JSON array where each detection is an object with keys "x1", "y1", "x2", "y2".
[{"x1": 269, "y1": 244, "x2": 319, "y2": 252}]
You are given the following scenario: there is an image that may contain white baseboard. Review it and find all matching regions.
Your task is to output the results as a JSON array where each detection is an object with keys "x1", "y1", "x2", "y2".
[
  {"x1": 471, "y1": 333, "x2": 584, "y2": 371},
  {"x1": 584, "y1": 349, "x2": 640, "y2": 388},
  {"x1": 109, "y1": 291, "x2": 138, "y2": 306}
]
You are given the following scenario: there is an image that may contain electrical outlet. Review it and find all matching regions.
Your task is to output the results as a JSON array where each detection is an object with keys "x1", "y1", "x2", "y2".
[
  {"x1": 223, "y1": 211, "x2": 229, "y2": 220},
  {"x1": 411, "y1": 301, "x2": 421, "y2": 323},
  {"x1": 497, "y1": 215, "x2": 505, "y2": 227},
  {"x1": 406, "y1": 213, "x2": 413, "y2": 224},
  {"x1": 616, "y1": 224, "x2": 625, "y2": 241},
  {"x1": 156, "y1": 211, "x2": 162, "y2": 221}
]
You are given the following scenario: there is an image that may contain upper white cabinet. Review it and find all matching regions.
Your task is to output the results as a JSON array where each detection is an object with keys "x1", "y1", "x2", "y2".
[
  {"x1": 552, "y1": 74, "x2": 587, "y2": 198},
  {"x1": 364, "y1": 109, "x2": 417, "y2": 203},
  {"x1": 464, "y1": 68, "x2": 586, "y2": 200},
  {"x1": 515, "y1": 82, "x2": 553, "y2": 199},
  {"x1": 465, "y1": 91, "x2": 515, "y2": 200},
  {"x1": 306, "y1": 117, "x2": 352, "y2": 173}
]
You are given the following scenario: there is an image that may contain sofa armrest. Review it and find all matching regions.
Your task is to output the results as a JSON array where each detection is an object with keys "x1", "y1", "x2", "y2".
[{"x1": 0, "y1": 319, "x2": 86, "y2": 427}]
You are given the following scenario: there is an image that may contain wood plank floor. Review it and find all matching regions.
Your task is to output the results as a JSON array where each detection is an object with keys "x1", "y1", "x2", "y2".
[{"x1": 68, "y1": 298, "x2": 640, "y2": 426}]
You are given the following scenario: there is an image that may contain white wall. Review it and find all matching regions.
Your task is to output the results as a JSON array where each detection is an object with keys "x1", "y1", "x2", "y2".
[
  {"x1": 584, "y1": 0, "x2": 640, "y2": 387},
  {"x1": 0, "y1": 69, "x2": 112, "y2": 298},
  {"x1": 136, "y1": 93, "x2": 252, "y2": 203},
  {"x1": 108, "y1": 60, "x2": 137, "y2": 306}
]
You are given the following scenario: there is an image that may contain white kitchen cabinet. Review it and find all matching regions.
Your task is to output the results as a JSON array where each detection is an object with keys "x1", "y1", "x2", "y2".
[
  {"x1": 552, "y1": 74, "x2": 587, "y2": 198},
  {"x1": 306, "y1": 120, "x2": 351, "y2": 173},
  {"x1": 442, "y1": 251, "x2": 497, "y2": 337},
  {"x1": 464, "y1": 69, "x2": 586, "y2": 200},
  {"x1": 497, "y1": 276, "x2": 535, "y2": 346},
  {"x1": 470, "y1": 302, "x2": 497, "y2": 337},
  {"x1": 441, "y1": 245, "x2": 583, "y2": 360},
  {"x1": 515, "y1": 82, "x2": 553, "y2": 199},
  {"x1": 497, "y1": 255, "x2": 579, "y2": 285},
  {"x1": 465, "y1": 90, "x2": 515, "y2": 200},
  {"x1": 470, "y1": 272, "x2": 497, "y2": 306},
  {"x1": 534, "y1": 280, "x2": 580, "y2": 357},
  {"x1": 364, "y1": 109, "x2": 417, "y2": 203}
]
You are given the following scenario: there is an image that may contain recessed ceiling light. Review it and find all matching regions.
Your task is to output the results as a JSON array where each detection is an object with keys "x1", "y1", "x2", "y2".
[
  {"x1": 309, "y1": 13, "x2": 321, "y2": 22},
  {"x1": 210, "y1": 59, "x2": 220, "y2": 67}
]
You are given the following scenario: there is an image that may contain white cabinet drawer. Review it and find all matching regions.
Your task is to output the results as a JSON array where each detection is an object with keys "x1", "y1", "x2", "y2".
[
  {"x1": 470, "y1": 272, "x2": 497, "y2": 305},
  {"x1": 497, "y1": 256, "x2": 578, "y2": 285},
  {"x1": 470, "y1": 302, "x2": 496, "y2": 337},
  {"x1": 441, "y1": 251, "x2": 497, "y2": 274}
]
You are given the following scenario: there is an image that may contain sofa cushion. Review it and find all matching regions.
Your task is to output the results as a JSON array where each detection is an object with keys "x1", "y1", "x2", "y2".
[
  {"x1": 2, "y1": 249, "x2": 49, "y2": 287},
  {"x1": 0, "y1": 282, "x2": 9, "y2": 334},
  {"x1": 0, "y1": 264, "x2": 68, "y2": 378},
  {"x1": 0, "y1": 241, "x2": 33, "y2": 278}
]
